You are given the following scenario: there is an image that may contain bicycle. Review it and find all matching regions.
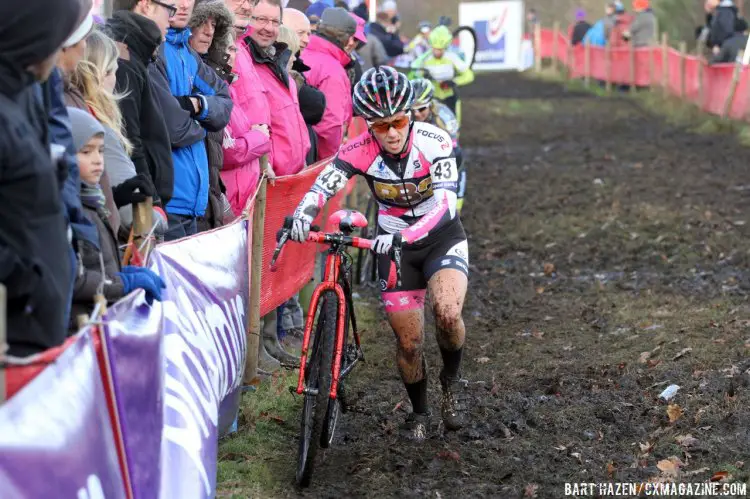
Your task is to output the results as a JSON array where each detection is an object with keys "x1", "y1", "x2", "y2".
[{"x1": 271, "y1": 210, "x2": 402, "y2": 487}]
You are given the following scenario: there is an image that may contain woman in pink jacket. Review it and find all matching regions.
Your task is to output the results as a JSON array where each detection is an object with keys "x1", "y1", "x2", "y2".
[{"x1": 222, "y1": 29, "x2": 273, "y2": 216}]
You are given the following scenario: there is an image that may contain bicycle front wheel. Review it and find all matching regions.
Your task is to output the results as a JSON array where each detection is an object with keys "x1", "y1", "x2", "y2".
[{"x1": 296, "y1": 290, "x2": 338, "y2": 487}]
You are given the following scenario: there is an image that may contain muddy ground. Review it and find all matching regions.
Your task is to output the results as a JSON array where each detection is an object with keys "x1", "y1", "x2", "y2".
[{"x1": 219, "y1": 73, "x2": 750, "y2": 498}]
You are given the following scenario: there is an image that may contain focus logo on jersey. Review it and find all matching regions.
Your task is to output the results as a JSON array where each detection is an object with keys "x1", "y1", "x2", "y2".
[
  {"x1": 343, "y1": 136, "x2": 373, "y2": 153},
  {"x1": 417, "y1": 129, "x2": 446, "y2": 142}
]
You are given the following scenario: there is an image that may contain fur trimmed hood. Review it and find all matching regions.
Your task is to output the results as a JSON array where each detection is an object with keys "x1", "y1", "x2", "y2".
[{"x1": 189, "y1": 0, "x2": 235, "y2": 61}]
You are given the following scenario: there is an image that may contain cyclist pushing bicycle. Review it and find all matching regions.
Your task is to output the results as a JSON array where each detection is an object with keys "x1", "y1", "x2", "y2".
[
  {"x1": 288, "y1": 66, "x2": 469, "y2": 440},
  {"x1": 410, "y1": 78, "x2": 467, "y2": 214}
]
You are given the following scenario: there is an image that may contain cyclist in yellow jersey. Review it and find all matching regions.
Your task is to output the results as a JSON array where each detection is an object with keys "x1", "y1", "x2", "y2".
[{"x1": 410, "y1": 25, "x2": 474, "y2": 124}]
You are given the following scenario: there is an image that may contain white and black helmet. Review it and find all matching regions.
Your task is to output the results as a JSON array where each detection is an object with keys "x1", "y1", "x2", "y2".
[{"x1": 353, "y1": 66, "x2": 414, "y2": 120}]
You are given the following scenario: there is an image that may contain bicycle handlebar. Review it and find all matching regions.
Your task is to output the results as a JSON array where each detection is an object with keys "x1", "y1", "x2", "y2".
[{"x1": 271, "y1": 217, "x2": 403, "y2": 288}]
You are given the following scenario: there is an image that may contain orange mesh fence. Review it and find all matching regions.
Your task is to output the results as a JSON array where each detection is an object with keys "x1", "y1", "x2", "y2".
[{"x1": 538, "y1": 28, "x2": 749, "y2": 121}]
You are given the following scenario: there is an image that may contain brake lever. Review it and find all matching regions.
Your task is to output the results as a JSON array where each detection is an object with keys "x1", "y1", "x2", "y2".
[{"x1": 270, "y1": 230, "x2": 288, "y2": 271}]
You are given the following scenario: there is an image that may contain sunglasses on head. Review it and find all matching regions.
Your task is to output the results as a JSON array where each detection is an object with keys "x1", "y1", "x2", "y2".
[{"x1": 368, "y1": 114, "x2": 411, "y2": 134}]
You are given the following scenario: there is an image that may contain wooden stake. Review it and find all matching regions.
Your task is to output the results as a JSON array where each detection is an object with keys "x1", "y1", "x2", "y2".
[
  {"x1": 722, "y1": 50, "x2": 744, "y2": 118},
  {"x1": 605, "y1": 43, "x2": 612, "y2": 93},
  {"x1": 0, "y1": 284, "x2": 6, "y2": 404},
  {"x1": 552, "y1": 21, "x2": 560, "y2": 72},
  {"x1": 534, "y1": 24, "x2": 542, "y2": 72},
  {"x1": 649, "y1": 44, "x2": 655, "y2": 89},
  {"x1": 244, "y1": 169, "x2": 267, "y2": 386},
  {"x1": 679, "y1": 41, "x2": 687, "y2": 99},
  {"x1": 629, "y1": 40, "x2": 636, "y2": 93},
  {"x1": 584, "y1": 42, "x2": 591, "y2": 88},
  {"x1": 662, "y1": 33, "x2": 669, "y2": 94},
  {"x1": 132, "y1": 196, "x2": 153, "y2": 259},
  {"x1": 567, "y1": 40, "x2": 574, "y2": 81},
  {"x1": 698, "y1": 53, "x2": 705, "y2": 109}
]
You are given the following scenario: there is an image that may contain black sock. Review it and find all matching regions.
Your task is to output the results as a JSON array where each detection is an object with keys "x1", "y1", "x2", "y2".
[
  {"x1": 439, "y1": 346, "x2": 463, "y2": 381},
  {"x1": 405, "y1": 378, "x2": 428, "y2": 414}
]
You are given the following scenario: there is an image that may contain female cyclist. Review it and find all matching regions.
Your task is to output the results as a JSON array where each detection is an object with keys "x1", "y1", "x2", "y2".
[{"x1": 289, "y1": 67, "x2": 469, "y2": 440}]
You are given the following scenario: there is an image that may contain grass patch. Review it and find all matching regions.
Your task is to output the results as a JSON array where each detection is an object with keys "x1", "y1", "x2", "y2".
[{"x1": 215, "y1": 298, "x2": 386, "y2": 498}]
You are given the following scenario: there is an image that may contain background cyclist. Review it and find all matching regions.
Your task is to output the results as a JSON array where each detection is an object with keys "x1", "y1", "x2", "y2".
[
  {"x1": 288, "y1": 67, "x2": 469, "y2": 440},
  {"x1": 410, "y1": 78, "x2": 467, "y2": 213}
]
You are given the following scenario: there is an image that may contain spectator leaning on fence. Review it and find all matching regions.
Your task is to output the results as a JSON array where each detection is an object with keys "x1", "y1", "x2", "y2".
[
  {"x1": 189, "y1": 0, "x2": 237, "y2": 229},
  {"x1": 707, "y1": 0, "x2": 739, "y2": 52},
  {"x1": 68, "y1": 107, "x2": 165, "y2": 326},
  {"x1": 712, "y1": 18, "x2": 749, "y2": 63},
  {"x1": 150, "y1": 0, "x2": 233, "y2": 241},
  {"x1": 0, "y1": 0, "x2": 83, "y2": 356},
  {"x1": 302, "y1": 7, "x2": 361, "y2": 161},
  {"x1": 70, "y1": 29, "x2": 168, "y2": 243},
  {"x1": 570, "y1": 9, "x2": 591, "y2": 46},
  {"x1": 623, "y1": 0, "x2": 655, "y2": 47},
  {"x1": 245, "y1": 0, "x2": 310, "y2": 176},
  {"x1": 105, "y1": 0, "x2": 175, "y2": 211}
]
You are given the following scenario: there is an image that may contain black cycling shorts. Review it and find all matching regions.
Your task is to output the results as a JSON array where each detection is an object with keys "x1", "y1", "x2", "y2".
[{"x1": 377, "y1": 218, "x2": 469, "y2": 312}]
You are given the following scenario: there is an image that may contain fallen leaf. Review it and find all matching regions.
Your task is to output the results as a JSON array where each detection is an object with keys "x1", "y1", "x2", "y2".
[
  {"x1": 392, "y1": 401, "x2": 404, "y2": 413},
  {"x1": 543, "y1": 262, "x2": 555, "y2": 276},
  {"x1": 532, "y1": 329, "x2": 545, "y2": 339},
  {"x1": 639, "y1": 351, "x2": 651, "y2": 364},
  {"x1": 672, "y1": 347, "x2": 692, "y2": 361},
  {"x1": 657, "y1": 456, "x2": 683, "y2": 476},
  {"x1": 684, "y1": 467, "x2": 710, "y2": 476},
  {"x1": 535, "y1": 286, "x2": 545, "y2": 294},
  {"x1": 523, "y1": 483, "x2": 539, "y2": 498},
  {"x1": 736, "y1": 461, "x2": 745, "y2": 469},
  {"x1": 553, "y1": 444, "x2": 567, "y2": 451},
  {"x1": 667, "y1": 404, "x2": 683, "y2": 423},
  {"x1": 570, "y1": 452, "x2": 582, "y2": 462},
  {"x1": 259, "y1": 412, "x2": 285, "y2": 425},
  {"x1": 607, "y1": 461, "x2": 616, "y2": 477},
  {"x1": 647, "y1": 359, "x2": 662, "y2": 368},
  {"x1": 436, "y1": 450, "x2": 460, "y2": 461},
  {"x1": 474, "y1": 356, "x2": 490, "y2": 364},
  {"x1": 639, "y1": 441, "x2": 654, "y2": 454},
  {"x1": 710, "y1": 471, "x2": 729, "y2": 482},
  {"x1": 676, "y1": 434, "x2": 699, "y2": 447}
]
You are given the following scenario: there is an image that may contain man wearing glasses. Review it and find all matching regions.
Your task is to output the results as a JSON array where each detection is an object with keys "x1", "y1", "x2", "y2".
[
  {"x1": 105, "y1": 0, "x2": 177, "y2": 210},
  {"x1": 149, "y1": 0, "x2": 233, "y2": 240},
  {"x1": 244, "y1": 0, "x2": 310, "y2": 177}
]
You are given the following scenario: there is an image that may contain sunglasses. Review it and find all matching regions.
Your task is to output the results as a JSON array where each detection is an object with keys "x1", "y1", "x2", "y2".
[
  {"x1": 152, "y1": 0, "x2": 177, "y2": 18},
  {"x1": 368, "y1": 115, "x2": 411, "y2": 134}
]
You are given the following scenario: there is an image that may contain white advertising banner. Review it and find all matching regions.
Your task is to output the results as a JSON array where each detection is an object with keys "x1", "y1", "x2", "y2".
[{"x1": 459, "y1": 0, "x2": 525, "y2": 71}]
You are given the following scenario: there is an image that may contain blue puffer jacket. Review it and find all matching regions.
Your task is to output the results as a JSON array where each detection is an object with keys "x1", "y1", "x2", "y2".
[
  {"x1": 583, "y1": 19, "x2": 607, "y2": 46},
  {"x1": 150, "y1": 28, "x2": 232, "y2": 217}
]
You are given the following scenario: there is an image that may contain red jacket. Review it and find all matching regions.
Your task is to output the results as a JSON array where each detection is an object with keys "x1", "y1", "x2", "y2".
[
  {"x1": 302, "y1": 35, "x2": 354, "y2": 161},
  {"x1": 246, "y1": 38, "x2": 310, "y2": 176}
]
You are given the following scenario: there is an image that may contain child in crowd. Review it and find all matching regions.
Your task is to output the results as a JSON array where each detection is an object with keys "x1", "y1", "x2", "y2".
[{"x1": 68, "y1": 107, "x2": 165, "y2": 326}]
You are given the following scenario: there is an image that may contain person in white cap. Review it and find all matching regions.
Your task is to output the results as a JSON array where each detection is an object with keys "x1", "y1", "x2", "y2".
[{"x1": 58, "y1": 9, "x2": 96, "y2": 76}]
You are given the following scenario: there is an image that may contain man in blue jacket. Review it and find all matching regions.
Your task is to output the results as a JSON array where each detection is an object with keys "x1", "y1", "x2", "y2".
[{"x1": 150, "y1": 0, "x2": 233, "y2": 241}]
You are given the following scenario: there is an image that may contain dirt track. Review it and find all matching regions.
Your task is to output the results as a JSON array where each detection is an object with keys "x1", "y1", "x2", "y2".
[{"x1": 222, "y1": 72, "x2": 750, "y2": 498}]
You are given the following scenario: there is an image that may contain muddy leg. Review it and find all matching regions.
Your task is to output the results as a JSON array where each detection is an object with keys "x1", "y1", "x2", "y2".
[
  {"x1": 428, "y1": 269, "x2": 468, "y2": 378},
  {"x1": 387, "y1": 308, "x2": 428, "y2": 413}
]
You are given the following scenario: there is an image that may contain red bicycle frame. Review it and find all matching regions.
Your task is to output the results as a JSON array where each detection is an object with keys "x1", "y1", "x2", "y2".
[{"x1": 295, "y1": 232, "x2": 372, "y2": 399}]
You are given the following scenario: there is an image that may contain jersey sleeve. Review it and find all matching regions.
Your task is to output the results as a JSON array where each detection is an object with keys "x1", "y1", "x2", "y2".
[{"x1": 293, "y1": 157, "x2": 358, "y2": 223}]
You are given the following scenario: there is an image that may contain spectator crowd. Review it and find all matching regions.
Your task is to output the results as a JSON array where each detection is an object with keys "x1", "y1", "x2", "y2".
[
  {"x1": 567, "y1": 0, "x2": 748, "y2": 65},
  {"x1": 0, "y1": 0, "x2": 410, "y2": 373}
]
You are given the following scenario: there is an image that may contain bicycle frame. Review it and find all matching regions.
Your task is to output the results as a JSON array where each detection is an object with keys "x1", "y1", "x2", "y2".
[{"x1": 295, "y1": 240, "x2": 364, "y2": 400}]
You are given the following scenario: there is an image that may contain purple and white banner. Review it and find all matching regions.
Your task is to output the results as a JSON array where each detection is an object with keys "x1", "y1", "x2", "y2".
[
  {"x1": 0, "y1": 330, "x2": 127, "y2": 499},
  {"x1": 149, "y1": 220, "x2": 250, "y2": 499}
]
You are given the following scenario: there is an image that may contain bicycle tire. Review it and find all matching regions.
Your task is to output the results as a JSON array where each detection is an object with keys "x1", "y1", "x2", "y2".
[
  {"x1": 453, "y1": 26, "x2": 478, "y2": 69},
  {"x1": 354, "y1": 197, "x2": 379, "y2": 286},
  {"x1": 321, "y1": 289, "x2": 351, "y2": 448},
  {"x1": 296, "y1": 291, "x2": 338, "y2": 487}
]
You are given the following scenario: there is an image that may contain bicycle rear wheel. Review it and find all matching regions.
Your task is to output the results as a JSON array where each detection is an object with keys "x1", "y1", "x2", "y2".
[{"x1": 296, "y1": 290, "x2": 338, "y2": 487}]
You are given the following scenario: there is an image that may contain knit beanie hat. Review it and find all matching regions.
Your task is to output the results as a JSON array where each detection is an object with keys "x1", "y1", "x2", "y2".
[{"x1": 68, "y1": 107, "x2": 105, "y2": 152}]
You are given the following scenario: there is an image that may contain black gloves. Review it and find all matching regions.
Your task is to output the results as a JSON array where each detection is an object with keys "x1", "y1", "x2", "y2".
[{"x1": 112, "y1": 174, "x2": 155, "y2": 208}]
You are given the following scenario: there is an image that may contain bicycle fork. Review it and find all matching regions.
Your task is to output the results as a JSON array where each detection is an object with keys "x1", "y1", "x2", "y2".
[{"x1": 295, "y1": 254, "x2": 363, "y2": 399}]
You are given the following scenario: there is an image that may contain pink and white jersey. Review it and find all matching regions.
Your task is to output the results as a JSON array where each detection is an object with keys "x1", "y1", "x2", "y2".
[{"x1": 294, "y1": 122, "x2": 460, "y2": 244}]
